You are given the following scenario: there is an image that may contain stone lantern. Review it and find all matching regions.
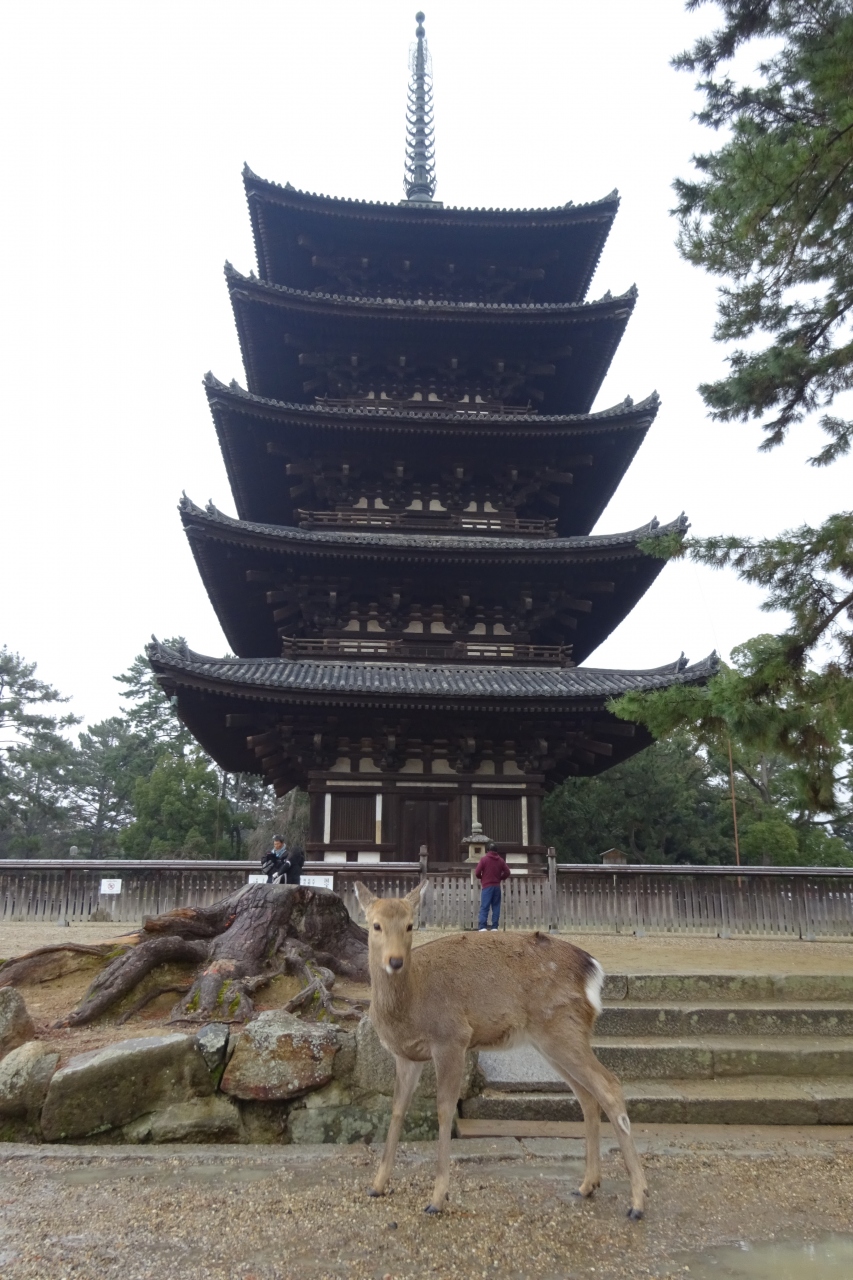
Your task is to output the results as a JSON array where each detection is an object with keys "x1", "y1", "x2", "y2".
[{"x1": 462, "y1": 820, "x2": 491, "y2": 864}]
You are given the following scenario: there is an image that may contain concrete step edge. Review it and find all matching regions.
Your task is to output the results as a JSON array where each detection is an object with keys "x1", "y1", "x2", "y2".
[{"x1": 461, "y1": 1079, "x2": 853, "y2": 1125}]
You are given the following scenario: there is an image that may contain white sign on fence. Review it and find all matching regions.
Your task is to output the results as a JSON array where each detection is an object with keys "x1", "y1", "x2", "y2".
[
  {"x1": 99, "y1": 879, "x2": 122, "y2": 895},
  {"x1": 302, "y1": 874, "x2": 334, "y2": 890},
  {"x1": 247, "y1": 874, "x2": 268, "y2": 884}
]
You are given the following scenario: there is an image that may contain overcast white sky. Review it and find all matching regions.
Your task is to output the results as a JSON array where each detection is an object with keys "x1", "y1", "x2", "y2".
[{"x1": 2, "y1": 0, "x2": 850, "y2": 730}]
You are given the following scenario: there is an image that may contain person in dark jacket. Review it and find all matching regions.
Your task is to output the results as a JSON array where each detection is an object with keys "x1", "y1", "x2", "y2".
[
  {"x1": 474, "y1": 842, "x2": 511, "y2": 930},
  {"x1": 281, "y1": 845, "x2": 305, "y2": 885},
  {"x1": 262, "y1": 836, "x2": 288, "y2": 883}
]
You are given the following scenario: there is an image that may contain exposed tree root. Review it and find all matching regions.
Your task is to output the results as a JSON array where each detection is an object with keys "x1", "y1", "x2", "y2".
[
  {"x1": 117, "y1": 984, "x2": 192, "y2": 1026},
  {"x1": 0, "y1": 941, "x2": 136, "y2": 988},
  {"x1": 58, "y1": 884, "x2": 369, "y2": 1027}
]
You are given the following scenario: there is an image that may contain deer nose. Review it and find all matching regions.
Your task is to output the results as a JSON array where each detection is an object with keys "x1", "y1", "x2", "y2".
[{"x1": 388, "y1": 956, "x2": 404, "y2": 971}]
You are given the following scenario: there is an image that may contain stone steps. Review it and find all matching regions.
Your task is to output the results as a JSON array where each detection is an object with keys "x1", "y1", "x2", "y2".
[
  {"x1": 596, "y1": 1002, "x2": 853, "y2": 1038},
  {"x1": 460, "y1": 1078, "x2": 853, "y2": 1126},
  {"x1": 478, "y1": 1036, "x2": 853, "y2": 1087},
  {"x1": 458, "y1": 968, "x2": 853, "y2": 1126},
  {"x1": 601, "y1": 973, "x2": 853, "y2": 1002}
]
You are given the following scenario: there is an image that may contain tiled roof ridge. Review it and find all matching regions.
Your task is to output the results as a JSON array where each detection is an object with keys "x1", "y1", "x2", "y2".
[
  {"x1": 224, "y1": 262, "x2": 637, "y2": 315},
  {"x1": 202, "y1": 373, "x2": 660, "y2": 425},
  {"x1": 146, "y1": 636, "x2": 720, "y2": 698},
  {"x1": 242, "y1": 164, "x2": 620, "y2": 218},
  {"x1": 179, "y1": 494, "x2": 689, "y2": 553}
]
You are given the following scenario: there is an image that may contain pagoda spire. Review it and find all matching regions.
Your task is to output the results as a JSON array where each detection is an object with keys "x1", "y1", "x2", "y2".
[{"x1": 404, "y1": 11, "x2": 437, "y2": 202}]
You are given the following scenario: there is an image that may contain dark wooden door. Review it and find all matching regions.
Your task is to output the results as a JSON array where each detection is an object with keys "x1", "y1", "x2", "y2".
[{"x1": 402, "y1": 799, "x2": 450, "y2": 862}]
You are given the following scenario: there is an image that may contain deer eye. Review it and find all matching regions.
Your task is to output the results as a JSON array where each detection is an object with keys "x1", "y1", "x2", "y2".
[
  {"x1": 406, "y1": 924, "x2": 413, "y2": 932},
  {"x1": 373, "y1": 922, "x2": 381, "y2": 931}
]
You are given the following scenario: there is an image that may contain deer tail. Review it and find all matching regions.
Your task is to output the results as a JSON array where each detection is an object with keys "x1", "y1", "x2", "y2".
[{"x1": 583, "y1": 956, "x2": 605, "y2": 1016}]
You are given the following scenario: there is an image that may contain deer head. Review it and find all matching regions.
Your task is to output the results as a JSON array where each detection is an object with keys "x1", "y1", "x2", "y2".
[{"x1": 355, "y1": 881, "x2": 427, "y2": 976}]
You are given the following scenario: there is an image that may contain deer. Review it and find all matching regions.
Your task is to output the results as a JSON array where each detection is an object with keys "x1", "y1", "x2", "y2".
[{"x1": 354, "y1": 881, "x2": 647, "y2": 1219}]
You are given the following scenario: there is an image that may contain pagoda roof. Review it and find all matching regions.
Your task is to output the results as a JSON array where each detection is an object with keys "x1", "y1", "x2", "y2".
[
  {"x1": 243, "y1": 167, "x2": 619, "y2": 304},
  {"x1": 226, "y1": 266, "x2": 635, "y2": 414},
  {"x1": 150, "y1": 639, "x2": 718, "y2": 706},
  {"x1": 181, "y1": 497, "x2": 686, "y2": 558},
  {"x1": 179, "y1": 497, "x2": 686, "y2": 663},
  {"x1": 148, "y1": 637, "x2": 717, "y2": 777},
  {"x1": 204, "y1": 373, "x2": 660, "y2": 534}
]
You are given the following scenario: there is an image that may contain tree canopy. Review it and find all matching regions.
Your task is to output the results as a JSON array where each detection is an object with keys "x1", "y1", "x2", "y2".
[
  {"x1": 0, "y1": 642, "x2": 303, "y2": 860},
  {"x1": 674, "y1": 0, "x2": 853, "y2": 464},
  {"x1": 606, "y1": 1, "x2": 853, "y2": 853}
]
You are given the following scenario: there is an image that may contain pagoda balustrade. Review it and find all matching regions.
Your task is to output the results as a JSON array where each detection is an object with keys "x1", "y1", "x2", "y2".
[
  {"x1": 318, "y1": 395, "x2": 534, "y2": 417},
  {"x1": 280, "y1": 636, "x2": 573, "y2": 666},
  {"x1": 297, "y1": 509, "x2": 558, "y2": 537}
]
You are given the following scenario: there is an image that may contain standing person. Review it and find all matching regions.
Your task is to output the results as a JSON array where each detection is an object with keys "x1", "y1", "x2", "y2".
[
  {"x1": 262, "y1": 835, "x2": 287, "y2": 883},
  {"x1": 281, "y1": 844, "x2": 305, "y2": 885},
  {"x1": 474, "y1": 842, "x2": 510, "y2": 931}
]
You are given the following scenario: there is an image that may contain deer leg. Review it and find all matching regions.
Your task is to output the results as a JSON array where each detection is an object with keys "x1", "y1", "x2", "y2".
[
  {"x1": 564, "y1": 1078, "x2": 601, "y2": 1198},
  {"x1": 536, "y1": 1035, "x2": 647, "y2": 1220},
  {"x1": 425, "y1": 1041, "x2": 468, "y2": 1214},
  {"x1": 369, "y1": 1055, "x2": 424, "y2": 1198}
]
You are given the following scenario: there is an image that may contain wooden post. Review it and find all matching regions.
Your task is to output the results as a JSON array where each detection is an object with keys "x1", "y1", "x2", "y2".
[
  {"x1": 727, "y1": 736, "x2": 741, "y2": 867},
  {"x1": 419, "y1": 844, "x2": 429, "y2": 928},
  {"x1": 547, "y1": 846, "x2": 557, "y2": 931}
]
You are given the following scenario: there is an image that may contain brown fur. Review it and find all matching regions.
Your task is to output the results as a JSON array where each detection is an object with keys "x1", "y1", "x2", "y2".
[{"x1": 355, "y1": 882, "x2": 648, "y2": 1219}]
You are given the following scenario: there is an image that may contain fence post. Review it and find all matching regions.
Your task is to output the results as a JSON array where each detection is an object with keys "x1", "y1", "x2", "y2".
[
  {"x1": 419, "y1": 845, "x2": 429, "y2": 928},
  {"x1": 547, "y1": 846, "x2": 557, "y2": 931}
]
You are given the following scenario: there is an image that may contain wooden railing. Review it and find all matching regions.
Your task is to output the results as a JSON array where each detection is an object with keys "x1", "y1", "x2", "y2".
[
  {"x1": 280, "y1": 637, "x2": 573, "y2": 666},
  {"x1": 298, "y1": 510, "x2": 557, "y2": 538},
  {"x1": 317, "y1": 396, "x2": 534, "y2": 417},
  {"x1": 0, "y1": 860, "x2": 851, "y2": 939}
]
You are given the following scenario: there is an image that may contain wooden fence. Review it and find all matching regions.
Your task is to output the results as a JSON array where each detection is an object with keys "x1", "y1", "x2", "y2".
[{"x1": 0, "y1": 860, "x2": 850, "y2": 939}]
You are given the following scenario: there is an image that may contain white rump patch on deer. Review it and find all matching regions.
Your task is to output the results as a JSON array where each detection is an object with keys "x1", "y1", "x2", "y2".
[{"x1": 585, "y1": 958, "x2": 604, "y2": 1015}]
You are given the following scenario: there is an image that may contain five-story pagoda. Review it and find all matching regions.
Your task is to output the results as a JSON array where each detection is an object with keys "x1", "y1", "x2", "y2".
[{"x1": 150, "y1": 14, "x2": 715, "y2": 870}]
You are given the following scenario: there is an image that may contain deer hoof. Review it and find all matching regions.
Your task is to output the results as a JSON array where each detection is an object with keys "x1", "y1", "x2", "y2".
[
  {"x1": 367, "y1": 1188, "x2": 384, "y2": 1198},
  {"x1": 626, "y1": 1207, "x2": 644, "y2": 1221},
  {"x1": 424, "y1": 1203, "x2": 441, "y2": 1214}
]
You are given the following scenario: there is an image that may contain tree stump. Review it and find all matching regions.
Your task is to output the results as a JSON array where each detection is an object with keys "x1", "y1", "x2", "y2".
[{"x1": 52, "y1": 884, "x2": 369, "y2": 1027}]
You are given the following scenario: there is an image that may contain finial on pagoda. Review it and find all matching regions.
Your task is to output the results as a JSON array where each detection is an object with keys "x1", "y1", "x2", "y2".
[{"x1": 404, "y1": 11, "x2": 437, "y2": 202}]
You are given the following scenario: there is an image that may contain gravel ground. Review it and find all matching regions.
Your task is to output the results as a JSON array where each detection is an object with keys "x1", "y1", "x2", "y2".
[
  {"x1": 0, "y1": 1131, "x2": 851, "y2": 1280},
  {"x1": 2, "y1": 922, "x2": 852, "y2": 976}
]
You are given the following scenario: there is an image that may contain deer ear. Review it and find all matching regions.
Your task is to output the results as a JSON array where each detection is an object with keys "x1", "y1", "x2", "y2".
[
  {"x1": 354, "y1": 881, "x2": 376, "y2": 914},
  {"x1": 405, "y1": 880, "x2": 429, "y2": 910}
]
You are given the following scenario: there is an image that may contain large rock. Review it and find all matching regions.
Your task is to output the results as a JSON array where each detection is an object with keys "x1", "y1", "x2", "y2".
[
  {"x1": 354, "y1": 1017, "x2": 479, "y2": 1101},
  {"x1": 122, "y1": 1096, "x2": 242, "y2": 1143},
  {"x1": 0, "y1": 1042, "x2": 59, "y2": 1119},
  {"x1": 220, "y1": 1011, "x2": 340, "y2": 1101},
  {"x1": 288, "y1": 1078, "x2": 438, "y2": 1145},
  {"x1": 196, "y1": 1023, "x2": 229, "y2": 1074},
  {"x1": 40, "y1": 1033, "x2": 214, "y2": 1141},
  {"x1": 0, "y1": 990, "x2": 36, "y2": 1060}
]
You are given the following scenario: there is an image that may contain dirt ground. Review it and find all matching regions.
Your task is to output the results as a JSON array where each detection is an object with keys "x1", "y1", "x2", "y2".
[
  {"x1": 0, "y1": 1128, "x2": 851, "y2": 1279},
  {"x1": 3, "y1": 920, "x2": 852, "y2": 973}
]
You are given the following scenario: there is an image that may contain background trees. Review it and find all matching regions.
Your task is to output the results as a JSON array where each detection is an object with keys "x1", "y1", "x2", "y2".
[
  {"x1": 0, "y1": 642, "x2": 301, "y2": 860},
  {"x1": 596, "y1": 0, "x2": 853, "y2": 855},
  {"x1": 0, "y1": 648, "x2": 81, "y2": 858}
]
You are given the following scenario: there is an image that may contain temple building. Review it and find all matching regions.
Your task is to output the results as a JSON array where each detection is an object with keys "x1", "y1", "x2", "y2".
[{"x1": 149, "y1": 13, "x2": 715, "y2": 869}]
